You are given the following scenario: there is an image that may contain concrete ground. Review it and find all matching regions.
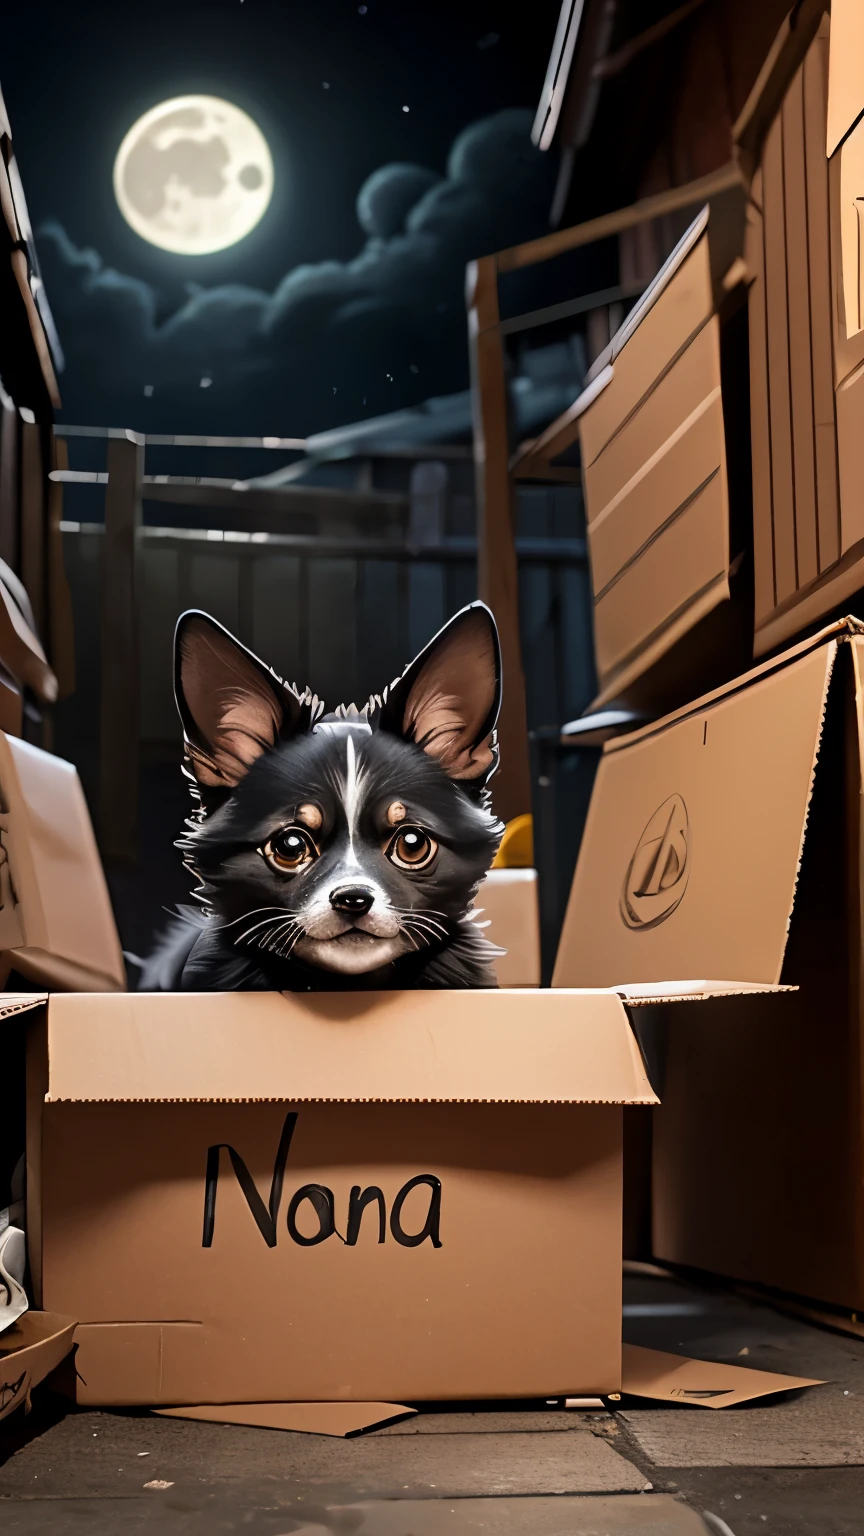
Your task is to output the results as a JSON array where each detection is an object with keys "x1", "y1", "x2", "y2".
[{"x1": 2, "y1": 1270, "x2": 864, "y2": 1535}]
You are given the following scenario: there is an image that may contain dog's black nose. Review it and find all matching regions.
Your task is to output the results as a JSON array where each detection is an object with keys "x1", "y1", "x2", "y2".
[{"x1": 329, "y1": 885, "x2": 374, "y2": 915}]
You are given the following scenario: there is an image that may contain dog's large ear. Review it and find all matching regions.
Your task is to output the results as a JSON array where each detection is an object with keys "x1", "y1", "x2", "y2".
[
  {"x1": 376, "y1": 602, "x2": 501, "y2": 783},
  {"x1": 175, "y1": 611, "x2": 318, "y2": 791}
]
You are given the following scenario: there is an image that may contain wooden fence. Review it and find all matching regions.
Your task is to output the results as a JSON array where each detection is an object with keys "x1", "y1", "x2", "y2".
[{"x1": 52, "y1": 431, "x2": 593, "y2": 860}]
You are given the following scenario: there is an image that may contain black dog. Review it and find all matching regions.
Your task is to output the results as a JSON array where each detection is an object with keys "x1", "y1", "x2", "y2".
[{"x1": 141, "y1": 602, "x2": 504, "y2": 991}]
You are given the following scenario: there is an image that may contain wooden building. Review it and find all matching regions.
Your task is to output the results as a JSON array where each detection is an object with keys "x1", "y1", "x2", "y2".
[{"x1": 469, "y1": 0, "x2": 864, "y2": 819}]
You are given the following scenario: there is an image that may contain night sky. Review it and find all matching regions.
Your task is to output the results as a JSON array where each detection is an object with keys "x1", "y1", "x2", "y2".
[{"x1": 4, "y1": 0, "x2": 563, "y2": 434}]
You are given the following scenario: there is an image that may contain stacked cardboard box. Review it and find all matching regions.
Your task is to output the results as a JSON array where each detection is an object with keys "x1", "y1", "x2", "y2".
[{"x1": 553, "y1": 2, "x2": 864, "y2": 1313}]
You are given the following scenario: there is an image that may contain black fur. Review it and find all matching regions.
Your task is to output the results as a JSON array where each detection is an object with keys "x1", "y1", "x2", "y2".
[{"x1": 141, "y1": 604, "x2": 504, "y2": 992}]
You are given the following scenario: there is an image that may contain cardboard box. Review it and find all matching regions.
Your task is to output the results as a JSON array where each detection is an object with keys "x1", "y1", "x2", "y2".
[
  {"x1": 0, "y1": 733, "x2": 125, "y2": 993},
  {"x1": 478, "y1": 868, "x2": 541, "y2": 987},
  {"x1": 569, "y1": 194, "x2": 750, "y2": 715},
  {"x1": 18, "y1": 987, "x2": 663, "y2": 1406},
  {"x1": 554, "y1": 615, "x2": 864, "y2": 1310}
]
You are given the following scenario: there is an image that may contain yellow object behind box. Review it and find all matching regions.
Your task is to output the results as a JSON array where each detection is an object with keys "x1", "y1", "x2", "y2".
[{"x1": 491, "y1": 814, "x2": 533, "y2": 868}]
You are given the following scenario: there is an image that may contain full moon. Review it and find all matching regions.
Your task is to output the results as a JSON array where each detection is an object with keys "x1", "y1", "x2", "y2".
[{"x1": 113, "y1": 95, "x2": 274, "y2": 255}]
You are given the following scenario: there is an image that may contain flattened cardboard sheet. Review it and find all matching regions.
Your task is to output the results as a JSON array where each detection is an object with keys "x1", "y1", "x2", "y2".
[
  {"x1": 0, "y1": 1311, "x2": 76, "y2": 1420},
  {"x1": 155, "y1": 1401, "x2": 416, "y2": 1436},
  {"x1": 621, "y1": 1344, "x2": 823, "y2": 1409},
  {"x1": 554, "y1": 639, "x2": 836, "y2": 988}
]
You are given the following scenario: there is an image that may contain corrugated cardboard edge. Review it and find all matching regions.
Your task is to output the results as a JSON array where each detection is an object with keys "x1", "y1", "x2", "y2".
[
  {"x1": 616, "y1": 981, "x2": 796, "y2": 1005},
  {"x1": 0, "y1": 993, "x2": 47, "y2": 1019},
  {"x1": 0, "y1": 1311, "x2": 77, "y2": 1421},
  {"x1": 620, "y1": 1343, "x2": 823, "y2": 1409},
  {"x1": 153, "y1": 1401, "x2": 417, "y2": 1437},
  {"x1": 42, "y1": 1093, "x2": 659, "y2": 1106}
]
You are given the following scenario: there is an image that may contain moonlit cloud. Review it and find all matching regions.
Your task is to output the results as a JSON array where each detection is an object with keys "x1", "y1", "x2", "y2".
[{"x1": 39, "y1": 110, "x2": 557, "y2": 434}]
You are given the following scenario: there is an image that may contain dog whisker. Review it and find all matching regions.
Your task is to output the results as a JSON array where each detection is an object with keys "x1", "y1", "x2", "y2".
[
  {"x1": 400, "y1": 908, "x2": 449, "y2": 935},
  {"x1": 400, "y1": 911, "x2": 448, "y2": 940},
  {"x1": 223, "y1": 907, "x2": 287, "y2": 942},
  {"x1": 403, "y1": 929, "x2": 429, "y2": 950},
  {"x1": 401, "y1": 915, "x2": 445, "y2": 948},
  {"x1": 238, "y1": 920, "x2": 285, "y2": 949},
  {"x1": 398, "y1": 919, "x2": 423, "y2": 952},
  {"x1": 276, "y1": 923, "x2": 303, "y2": 959},
  {"x1": 275, "y1": 925, "x2": 302, "y2": 957},
  {"x1": 414, "y1": 919, "x2": 447, "y2": 938},
  {"x1": 276, "y1": 919, "x2": 303, "y2": 951},
  {"x1": 234, "y1": 911, "x2": 294, "y2": 944},
  {"x1": 263, "y1": 917, "x2": 299, "y2": 954},
  {"x1": 216, "y1": 906, "x2": 285, "y2": 932}
]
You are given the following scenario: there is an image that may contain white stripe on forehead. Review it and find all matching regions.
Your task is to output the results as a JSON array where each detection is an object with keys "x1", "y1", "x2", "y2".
[
  {"x1": 313, "y1": 721, "x2": 372, "y2": 867},
  {"x1": 344, "y1": 733, "x2": 360, "y2": 832},
  {"x1": 343, "y1": 731, "x2": 369, "y2": 866}
]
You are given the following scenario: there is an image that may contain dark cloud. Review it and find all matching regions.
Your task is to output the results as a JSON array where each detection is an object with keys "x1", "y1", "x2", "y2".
[
  {"x1": 356, "y1": 164, "x2": 441, "y2": 239},
  {"x1": 39, "y1": 109, "x2": 557, "y2": 434}
]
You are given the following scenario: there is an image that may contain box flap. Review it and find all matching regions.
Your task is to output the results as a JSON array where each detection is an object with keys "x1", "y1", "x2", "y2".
[
  {"x1": 0, "y1": 734, "x2": 126, "y2": 992},
  {"x1": 154, "y1": 1401, "x2": 416, "y2": 1436},
  {"x1": 554, "y1": 637, "x2": 836, "y2": 988},
  {"x1": 621, "y1": 1344, "x2": 823, "y2": 1408},
  {"x1": 0, "y1": 1311, "x2": 77, "y2": 1421},
  {"x1": 0, "y1": 992, "x2": 47, "y2": 1019},
  {"x1": 38, "y1": 989, "x2": 658, "y2": 1105}
]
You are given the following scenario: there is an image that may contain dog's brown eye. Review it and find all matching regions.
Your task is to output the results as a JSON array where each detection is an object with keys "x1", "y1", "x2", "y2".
[
  {"x1": 386, "y1": 826, "x2": 437, "y2": 871},
  {"x1": 261, "y1": 827, "x2": 318, "y2": 873}
]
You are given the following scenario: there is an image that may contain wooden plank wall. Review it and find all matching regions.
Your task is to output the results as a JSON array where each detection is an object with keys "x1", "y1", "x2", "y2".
[{"x1": 749, "y1": 28, "x2": 841, "y2": 635}]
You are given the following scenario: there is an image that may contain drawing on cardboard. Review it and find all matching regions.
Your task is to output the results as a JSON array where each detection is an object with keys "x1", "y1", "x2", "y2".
[
  {"x1": 202, "y1": 1110, "x2": 442, "y2": 1250},
  {"x1": 620, "y1": 794, "x2": 691, "y2": 931}
]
